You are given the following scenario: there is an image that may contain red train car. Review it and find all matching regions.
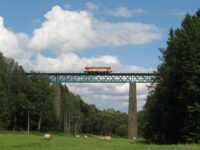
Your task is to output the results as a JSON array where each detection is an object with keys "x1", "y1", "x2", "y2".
[{"x1": 84, "y1": 67, "x2": 112, "y2": 74}]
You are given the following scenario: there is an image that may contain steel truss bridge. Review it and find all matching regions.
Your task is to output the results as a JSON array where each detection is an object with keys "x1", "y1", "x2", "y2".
[
  {"x1": 26, "y1": 72, "x2": 157, "y2": 83},
  {"x1": 26, "y1": 72, "x2": 157, "y2": 138}
]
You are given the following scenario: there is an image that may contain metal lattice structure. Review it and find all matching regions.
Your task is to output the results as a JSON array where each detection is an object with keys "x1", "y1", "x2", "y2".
[{"x1": 26, "y1": 73, "x2": 157, "y2": 83}]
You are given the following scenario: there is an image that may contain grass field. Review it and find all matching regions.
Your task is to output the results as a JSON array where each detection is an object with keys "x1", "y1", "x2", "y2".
[{"x1": 0, "y1": 132, "x2": 199, "y2": 150}]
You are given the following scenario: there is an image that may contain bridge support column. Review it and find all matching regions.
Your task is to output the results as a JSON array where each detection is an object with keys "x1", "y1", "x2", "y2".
[
  {"x1": 54, "y1": 83, "x2": 61, "y2": 120},
  {"x1": 128, "y1": 82, "x2": 138, "y2": 138}
]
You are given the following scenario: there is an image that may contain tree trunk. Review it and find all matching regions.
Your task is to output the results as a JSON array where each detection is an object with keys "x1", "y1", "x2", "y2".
[
  {"x1": 63, "y1": 111, "x2": 67, "y2": 133},
  {"x1": 37, "y1": 111, "x2": 42, "y2": 132},
  {"x1": 68, "y1": 118, "x2": 71, "y2": 133},
  {"x1": 63, "y1": 112, "x2": 65, "y2": 133},
  {"x1": 13, "y1": 113, "x2": 16, "y2": 131},
  {"x1": 74, "y1": 121, "x2": 76, "y2": 135},
  {"x1": 65, "y1": 113, "x2": 68, "y2": 133},
  {"x1": 67, "y1": 111, "x2": 70, "y2": 133},
  {"x1": 27, "y1": 110, "x2": 30, "y2": 135}
]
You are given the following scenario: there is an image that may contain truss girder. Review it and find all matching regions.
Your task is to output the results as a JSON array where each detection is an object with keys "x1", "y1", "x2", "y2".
[{"x1": 27, "y1": 73, "x2": 157, "y2": 83}]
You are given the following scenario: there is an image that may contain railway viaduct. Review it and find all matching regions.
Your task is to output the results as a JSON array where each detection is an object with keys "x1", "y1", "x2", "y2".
[{"x1": 27, "y1": 72, "x2": 157, "y2": 138}]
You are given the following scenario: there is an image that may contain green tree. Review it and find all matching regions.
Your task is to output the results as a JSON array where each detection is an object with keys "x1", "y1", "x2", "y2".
[
  {"x1": 0, "y1": 52, "x2": 129, "y2": 136},
  {"x1": 0, "y1": 52, "x2": 7, "y2": 128},
  {"x1": 25, "y1": 74, "x2": 57, "y2": 132},
  {"x1": 142, "y1": 10, "x2": 200, "y2": 143},
  {"x1": 8, "y1": 64, "x2": 27, "y2": 130}
]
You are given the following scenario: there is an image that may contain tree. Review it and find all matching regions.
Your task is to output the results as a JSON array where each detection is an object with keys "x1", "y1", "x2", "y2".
[
  {"x1": 0, "y1": 52, "x2": 128, "y2": 136},
  {"x1": 0, "y1": 54, "x2": 27, "y2": 130},
  {"x1": 25, "y1": 74, "x2": 57, "y2": 132},
  {"x1": 142, "y1": 10, "x2": 200, "y2": 143},
  {"x1": 8, "y1": 64, "x2": 27, "y2": 130},
  {"x1": 0, "y1": 52, "x2": 7, "y2": 128}
]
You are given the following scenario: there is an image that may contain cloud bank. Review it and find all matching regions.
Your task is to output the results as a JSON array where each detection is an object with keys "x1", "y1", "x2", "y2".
[
  {"x1": 29, "y1": 6, "x2": 161, "y2": 53},
  {"x1": 68, "y1": 83, "x2": 150, "y2": 112},
  {"x1": 0, "y1": 5, "x2": 161, "y2": 66},
  {"x1": 0, "y1": 5, "x2": 160, "y2": 112}
]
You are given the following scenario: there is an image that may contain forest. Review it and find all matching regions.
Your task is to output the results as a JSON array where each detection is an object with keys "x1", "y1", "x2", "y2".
[
  {"x1": 0, "y1": 52, "x2": 128, "y2": 136},
  {"x1": 139, "y1": 10, "x2": 200, "y2": 143}
]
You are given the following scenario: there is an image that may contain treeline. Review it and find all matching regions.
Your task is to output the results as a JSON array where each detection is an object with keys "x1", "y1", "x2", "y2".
[
  {"x1": 139, "y1": 10, "x2": 200, "y2": 143},
  {"x1": 0, "y1": 52, "x2": 128, "y2": 136},
  {"x1": 0, "y1": 52, "x2": 58, "y2": 131},
  {"x1": 59, "y1": 85, "x2": 128, "y2": 136}
]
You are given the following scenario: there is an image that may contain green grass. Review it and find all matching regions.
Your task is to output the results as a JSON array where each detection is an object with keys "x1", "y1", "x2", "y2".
[{"x1": 0, "y1": 132, "x2": 199, "y2": 150}]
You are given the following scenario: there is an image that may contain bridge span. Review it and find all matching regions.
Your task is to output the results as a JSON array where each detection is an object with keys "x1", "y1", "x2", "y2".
[
  {"x1": 27, "y1": 72, "x2": 157, "y2": 138},
  {"x1": 26, "y1": 72, "x2": 157, "y2": 83}
]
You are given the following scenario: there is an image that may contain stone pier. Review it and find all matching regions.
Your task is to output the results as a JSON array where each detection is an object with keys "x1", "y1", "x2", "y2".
[
  {"x1": 128, "y1": 82, "x2": 138, "y2": 138},
  {"x1": 54, "y1": 83, "x2": 61, "y2": 120}
]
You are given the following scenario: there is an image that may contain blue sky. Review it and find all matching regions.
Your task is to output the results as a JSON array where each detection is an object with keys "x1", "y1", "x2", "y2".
[
  {"x1": 0, "y1": 0, "x2": 199, "y2": 69},
  {"x1": 0, "y1": 0, "x2": 199, "y2": 111}
]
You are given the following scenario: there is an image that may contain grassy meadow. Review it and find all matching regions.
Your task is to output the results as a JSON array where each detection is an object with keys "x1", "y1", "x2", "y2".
[{"x1": 0, "y1": 132, "x2": 199, "y2": 150}]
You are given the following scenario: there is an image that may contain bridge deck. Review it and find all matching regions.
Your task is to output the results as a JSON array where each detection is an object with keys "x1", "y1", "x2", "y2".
[{"x1": 26, "y1": 72, "x2": 157, "y2": 83}]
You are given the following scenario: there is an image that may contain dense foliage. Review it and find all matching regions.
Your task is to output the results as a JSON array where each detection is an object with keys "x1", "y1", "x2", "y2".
[
  {"x1": 141, "y1": 10, "x2": 200, "y2": 143},
  {"x1": 0, "y1": 52, "x2": 57, "y2": 131},
  {"x1": 0, "y1": 52, "x2": 128, "y2": 136},
  {"x1": 60, "y1": 85, "x2": 128, "y2": 136}
]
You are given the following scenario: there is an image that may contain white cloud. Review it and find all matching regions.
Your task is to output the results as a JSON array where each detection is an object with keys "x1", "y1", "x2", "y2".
[
  {"x1": 27, "y1": 52, "x2": 152, "y2": 73},
  {"x1": 86, "y1": 2, "x2": 100, "y2": 11},
  {"x1": 27, "y1": 53, "x2": 120, "y2": 72},
  {"x1": 29, "y1": 5, "x2": 161, "y2": 52},
  {"x1": 0, "y1": 5, "x2": 158, "y2": 112},
  {"x1": 94, "y1": 21, "x2": 160, "y2": 46},
  {"x1": 0, "y1": 17, "x2": 31, "y2": 65},
  {"x1": 29, "y1": 6, "x2": 95, "y2": 52},
  {"x1": 0, "y1": 5, "x2": 161, "y2": 61},
  {"x1": 107, "y1": 7, "x2": 147, "y2": 17},
  {"x1": 68, "y1": 83, "x2": 149, "y2": 112}
]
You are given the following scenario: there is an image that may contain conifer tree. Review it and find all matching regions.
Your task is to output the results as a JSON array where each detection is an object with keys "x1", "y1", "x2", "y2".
[{"x1": 142, "y1": 10, "x2": 200, "y2": 143}]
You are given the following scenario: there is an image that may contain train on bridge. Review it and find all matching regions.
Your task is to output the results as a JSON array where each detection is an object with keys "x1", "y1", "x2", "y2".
[{"x1": 84, "y1": 67, "x2": 112, "y2": 74}]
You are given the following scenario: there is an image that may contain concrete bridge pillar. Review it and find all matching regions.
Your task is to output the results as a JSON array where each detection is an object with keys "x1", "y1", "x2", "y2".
[
  {"x1": 54, "y1": 83, "x2": 61, "y2": 120},
  {"x1": 128, "y1": 82, "x2": 138, "y2": 138}
]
